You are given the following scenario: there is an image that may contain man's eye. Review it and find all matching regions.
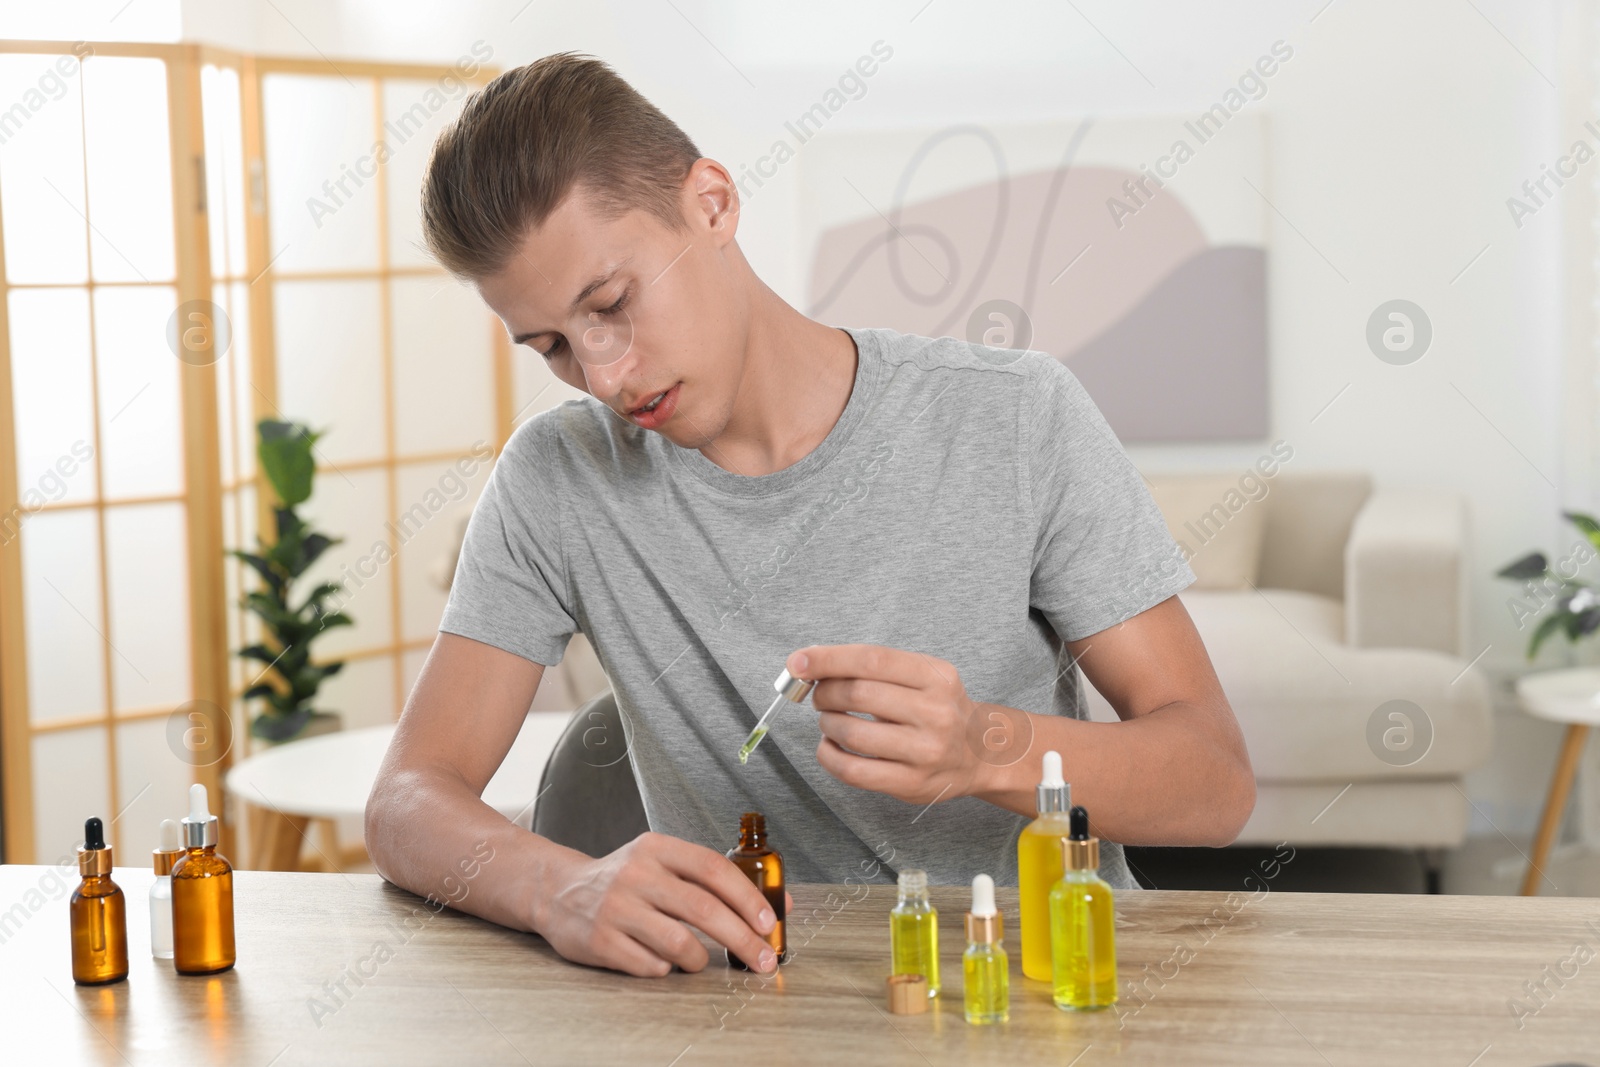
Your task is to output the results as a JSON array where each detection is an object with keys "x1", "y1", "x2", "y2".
[
  {"x1": 536, "y1": 289, "x2": 630, "y2": 361},
  {"x1": 597, "y1": 288, "x2": 630, "y2": 319}
]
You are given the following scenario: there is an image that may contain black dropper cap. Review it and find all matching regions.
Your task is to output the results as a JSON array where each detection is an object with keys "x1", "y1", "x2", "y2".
[
  {"x1": 84, "y1": 817, "x2": 106, "y2": 850},
  {"x1": 1069, "y1": 805, "x2": 1089, "y2": 841}
]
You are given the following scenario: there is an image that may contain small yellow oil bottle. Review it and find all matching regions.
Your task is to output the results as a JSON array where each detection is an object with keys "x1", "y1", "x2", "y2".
[
  {"x1": 1017, "y1": 749, "x2": 1071, "y2": 981},
  {"x1": 171, "y1": 783, "x2": 236, "y2": 975},
  {"x1": 1049, "y1": 805, "x2": 1117, "y2": 1011},
  {"x1": 962, "y1": 873, "x2": 1009, "y2": 1025},
  {"x1": 69, "y1": 817, "x2": 128, "y2": 986},
  {"x1": 889, "y1": 868, "x2": 939, "y2": 997}
]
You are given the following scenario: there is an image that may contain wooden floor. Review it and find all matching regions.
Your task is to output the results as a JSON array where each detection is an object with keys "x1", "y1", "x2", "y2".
[{"x1": 2, "y1": 865, "x2": 1597, "y2": 1065}]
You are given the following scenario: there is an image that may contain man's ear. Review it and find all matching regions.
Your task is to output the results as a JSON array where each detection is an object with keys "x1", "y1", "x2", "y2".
[{"x1": 686, "y1": 158, "x2": 739, "y2": 246}]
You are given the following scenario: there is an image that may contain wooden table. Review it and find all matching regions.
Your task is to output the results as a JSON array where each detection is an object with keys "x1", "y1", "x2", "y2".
[{"x1": 3, "y1": 866, "x2": 1597, "y2": 1065}]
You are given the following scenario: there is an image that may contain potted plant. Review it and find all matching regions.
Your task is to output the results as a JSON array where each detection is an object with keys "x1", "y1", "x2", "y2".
[
  {"x1": 229, "y1": 419, "x2": 352, "y2": 742},
  {"x1": 1496, "y1": 510, "x2": 1600, "y2": 659}
]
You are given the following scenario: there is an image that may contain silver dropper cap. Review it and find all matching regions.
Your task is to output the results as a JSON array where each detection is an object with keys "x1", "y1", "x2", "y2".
[
  {"x1": 1036, "y1": 750, "x2": 1070, "y2": 814},
  {"x1": 181, "y1": 782, "x2": 219, "y2": 849},
  {"x1": 773, "y1": 668, "x2": 815, "y2": 703}
]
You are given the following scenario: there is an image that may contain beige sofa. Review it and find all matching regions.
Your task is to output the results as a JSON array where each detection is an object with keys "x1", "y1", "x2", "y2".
[
  {"x1": 502, "y1": 469, "x2": 1495, "y2": 853},
  {"x1": 1117, "y1": 469, "x2": 1494, "y2": 850}
]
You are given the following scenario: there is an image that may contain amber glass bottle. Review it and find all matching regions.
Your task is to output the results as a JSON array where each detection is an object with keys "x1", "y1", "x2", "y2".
[
  {"x1": 726, "y1": 812, "x2": 788, "y2": 969},
  {"x1": 70, "y1": 817, "x2": 128, "y2": 985},
  {"x1": 171, "y1": 783, "x2": 236, "y2": 975}
]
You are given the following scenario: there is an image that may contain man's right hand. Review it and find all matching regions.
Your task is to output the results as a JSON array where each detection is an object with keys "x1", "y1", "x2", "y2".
[
  {"x1": 535, "y1": 831, "x2": 785, "y2": 977},
  {"x1": 368, "y1": 636, "x2": 795, "y2": 980}
]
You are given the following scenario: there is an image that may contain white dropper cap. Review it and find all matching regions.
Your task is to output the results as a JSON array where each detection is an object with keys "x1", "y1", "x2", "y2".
[
  {"x1": 965, "y1": 873, "x2": 1002, "y2": 944},
  {"x1": 1042, "y1": 751, "x2": 1064, "y2": 787},
  {"x1": 970, "y1": 873, "x2": 996, "y2": 917},
  {"x1": 1037, "y1": 750, "x2": 1070, "y2": 814},
  {"x1": 159, "y1": 818, "x2": 180, "y2": 852},
  {"x1": 181, "y1": 782, "x2": 218, "y2": 848}
]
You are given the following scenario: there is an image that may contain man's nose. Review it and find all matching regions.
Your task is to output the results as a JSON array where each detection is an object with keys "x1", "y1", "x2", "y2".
[
  {"x1": 578, "y1": 343, "x2": 635, "y2": 402},
  {"x1": 573, "y1": 312, "x2": 636, "y2": 401}
]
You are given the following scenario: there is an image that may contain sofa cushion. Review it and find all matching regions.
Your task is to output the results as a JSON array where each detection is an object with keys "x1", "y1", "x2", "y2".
[
  {"x1": 1145, "y1": 474, "x2": 1267, "y2": 590},
  {"x1": 1080, "y1": 588, "x2": 1492, "y2": 781}
]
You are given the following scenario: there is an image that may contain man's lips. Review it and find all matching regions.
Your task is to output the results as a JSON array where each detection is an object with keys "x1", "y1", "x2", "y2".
[
  {"x1": 628, "y1": 382, "x2": 680, "y2": 427},
  {"x1": 627, "y1": 387, "x2": 671, "y2": 415}
]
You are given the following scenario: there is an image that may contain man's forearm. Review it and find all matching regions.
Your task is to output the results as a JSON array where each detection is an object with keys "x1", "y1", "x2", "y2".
[
  {"x1": 365, "y1": 766, "x2": 579, "y2": 934},
  {"x1": 968, "y1": 701, "x2": 1256, "y2": 847}
]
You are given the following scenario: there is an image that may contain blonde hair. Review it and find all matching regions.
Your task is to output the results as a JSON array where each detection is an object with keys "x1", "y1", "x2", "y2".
[{"x1": 421, "y1": 51, "x2": 702, "y2": 278}]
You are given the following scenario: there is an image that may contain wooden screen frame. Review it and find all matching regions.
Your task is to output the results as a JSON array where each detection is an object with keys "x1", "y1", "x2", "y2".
[{"x1": 0, "y1": 40, "x2": 508, "y2": 864}]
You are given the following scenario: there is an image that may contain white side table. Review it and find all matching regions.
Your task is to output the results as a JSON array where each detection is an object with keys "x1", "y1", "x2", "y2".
[
  {"x1": 225, "y1": 710, "x2": 575, "y2": 871},
  {"x1": 1515, "y1": 667, "x2": 1600, "y2": 895}
]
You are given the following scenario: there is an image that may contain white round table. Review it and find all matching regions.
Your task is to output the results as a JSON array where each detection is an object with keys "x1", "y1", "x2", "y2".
[
  {"x1": 225, "y1": 711, "x2": 575, "y2": 870},
  {"x1": 1515, "y1": 667, "x2": 1600, "y2": 895}
]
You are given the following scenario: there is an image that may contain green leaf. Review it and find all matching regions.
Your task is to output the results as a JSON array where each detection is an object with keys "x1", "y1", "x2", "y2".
[
  {"x1": 1563, "y1": 511, "x2": 1600, "y2": 555},
  {"x1": 1497, "y1": 552, "x2": 1549, "y2": 582},
  {"x1": 300, "y1": 533, "x2": 336, "y2": 572},
  {"x1": 295, "y1": 581, "x2": 343, "y2": 614},
  {"x1": 274, "y1": 505, "x2": 302, "y2": 544},
  {"x1": 258, "y1": 420, "x2": 320, "y2": 507},
  {"x1": 241, "y1": 683, "x2": 277, "y2": 702},
  {"x1": 227, "y1": 549, "x2": 285, "y2": 594},
  {"x1": 312, "y1": 611, "x2": 354, "y2": 633},
  {"x1": 251, "y1": 707, "x2": 314, "y2": 742},
  {"x1": 243, "y1": 591, "x2": 295, "y2": 633},
  {"x1": 1528, "y1": 613, "x2": 1567, "y2": 660},
  {"x1": 238, "y1": 643, "x2": 281, "y2": 664}
]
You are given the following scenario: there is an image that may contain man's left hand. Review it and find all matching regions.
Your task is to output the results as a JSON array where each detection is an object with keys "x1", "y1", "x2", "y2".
[{"x1": 785, "y1": 643, "x2": 993, "y2": 807}]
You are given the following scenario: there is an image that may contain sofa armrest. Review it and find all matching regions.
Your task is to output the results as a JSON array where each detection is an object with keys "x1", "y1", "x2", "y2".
[{"x1": 1344, "y1": 490, "x2": 1468, "y2": 656}]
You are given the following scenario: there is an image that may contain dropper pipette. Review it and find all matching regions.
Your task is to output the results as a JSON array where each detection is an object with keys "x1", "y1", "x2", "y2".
[{"x1": 739, "y1": 668, "x2": 816, "y2": 764}]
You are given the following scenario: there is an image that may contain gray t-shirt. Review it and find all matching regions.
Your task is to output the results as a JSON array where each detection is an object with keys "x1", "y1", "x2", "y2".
[{"x1": 438, "y1": 325, "x2": 1195, "y2": 891}]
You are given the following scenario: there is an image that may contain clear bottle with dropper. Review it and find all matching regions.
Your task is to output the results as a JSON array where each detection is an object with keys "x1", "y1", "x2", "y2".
[
  {"x1": 1018, "y1": 749, "x2": 1071, "y2": 981},
  {"x1": 170, "y1": 783, "x2": 236, "y2": 975},
  {"x1": 150, "y1": 817, "x2": 181, "y2": 960},
  {"x1": 962, "y1": 873, "x2": 1009, "y2": 1024},
  {"x1": 1049, "y1": 805, "x2": 1118, "y2": 1011}
]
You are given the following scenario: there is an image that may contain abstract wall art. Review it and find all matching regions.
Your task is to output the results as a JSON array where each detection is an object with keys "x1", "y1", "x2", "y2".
[{"x1": 795, "y1": 114, "x2": 1269, "y2": 442}]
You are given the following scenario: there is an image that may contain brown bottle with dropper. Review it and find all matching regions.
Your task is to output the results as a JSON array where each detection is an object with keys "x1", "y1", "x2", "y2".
[
  {"x1": 170, "y1": 782, "x2": 236, "y2": 974},
  {"x1": 725, "y1": 812, "x2": 788, "y2": 969},
  {"x1": 69, "y1": 816, "x2": 128, "y2": 985}
]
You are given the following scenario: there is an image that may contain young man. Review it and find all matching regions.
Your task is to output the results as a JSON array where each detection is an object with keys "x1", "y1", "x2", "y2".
[{"x1": 366, "y1": 51, "x2": 1254, "y2": 979}]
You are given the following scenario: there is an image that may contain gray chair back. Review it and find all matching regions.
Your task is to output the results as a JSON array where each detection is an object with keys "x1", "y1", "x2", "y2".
[{"x1": 532, "y1": 690, "x2": 650, "y2": 858}]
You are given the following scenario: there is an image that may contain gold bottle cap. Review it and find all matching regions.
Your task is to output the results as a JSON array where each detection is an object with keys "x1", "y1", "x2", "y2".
[
  {"x1": 77, "y1": 844, "x2": 113, "y2": 877},
  {"x1": 964, "y1": 873, "x2": 1003, "y2": 944},
  {"x1": 78, "y1": 816, "x2": 113, "y2": 877},
  {"x1": 153, "y1": 818, "x2": 182, "y2": 875},
  {"x1": 964, "y1": 910, "x2": 1003, "y2": 944},
  {"x1": 886, "y1": 973, "x2": 929, "y2": 1014},
  {"x1": 1063, "y1": 805, "x2": 1101, "y2": 871},
  {"x1": 1063, "y1": 837, "x2": 1099, "y2": 871}
]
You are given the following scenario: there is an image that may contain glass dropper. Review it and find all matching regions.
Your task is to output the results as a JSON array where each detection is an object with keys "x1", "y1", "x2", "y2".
[{"x1": 739, "y1": 668, "x2": 816, "y2": 764}]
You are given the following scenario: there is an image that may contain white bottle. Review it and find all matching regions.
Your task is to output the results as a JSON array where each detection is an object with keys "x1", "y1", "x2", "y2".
[{"x1": 150, "y1": 818, "x2": 181, "y2": 959}]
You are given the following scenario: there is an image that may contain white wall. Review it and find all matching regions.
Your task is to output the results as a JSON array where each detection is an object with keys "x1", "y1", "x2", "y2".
[{"x1": 162, "y1": 0, "x2": 1590, "y2": 833}]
